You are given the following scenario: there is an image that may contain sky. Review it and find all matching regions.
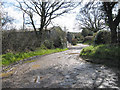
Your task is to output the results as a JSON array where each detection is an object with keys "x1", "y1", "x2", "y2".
[
  {"x1": 3, "y1": 0, "x2": 119, "y2": 32},
  {"x1": 2, "y1": 0, "x2": 83, "y2": 32}
]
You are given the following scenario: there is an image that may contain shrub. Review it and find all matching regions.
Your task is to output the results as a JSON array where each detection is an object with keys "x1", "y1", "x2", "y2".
[
  {"x1": 88, "y1": 31, "x2": 94, "y2": 36},
  {"x1": 94, "y1": 30, "x2": 111, "y2": 44},
  {"x1": 2, "y1": 26, "x2": 67, "y2": 53},
  {"x1": 2, "y1": 31, "x2": 40, "y2": 53},
  {"x1": 39, "y1": 44, "x2": 47, "y2": 50},
  {"x1": 74, "y1": 33, "x2": 84, "y2": 43},
  {"x1": 71, "y1": 39, "x2": 77, "y2": 45},
  {"x1": 93, "y1": 33, "x2": 97, "y2": 38},
  {"x1": 50, "y1": 27, "x2": 67, "y2": 48},
  {"x1": 43, "y1": 40, "x2": 54, "y2": 49},
  {"x1": 83, "y1": 36, "x2": 94, "y2": 45},
  {"x1": 81, "y1": 29, "x2": 94, "y2": 37},
  {"x1": 81, "y1": 29, "x2": 89, "y2": 37}
]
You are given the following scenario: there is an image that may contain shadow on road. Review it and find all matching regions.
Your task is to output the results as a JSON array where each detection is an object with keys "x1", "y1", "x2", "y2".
[
  {"x1": 3, "y1": 64, "x2": 117, "y2": 89},
  {"x1": 2, "y1": 44, "x2": 119, "y2": 89},
  {"x1": 2, "y1": 64, "x2": 119, "y2": 89}
]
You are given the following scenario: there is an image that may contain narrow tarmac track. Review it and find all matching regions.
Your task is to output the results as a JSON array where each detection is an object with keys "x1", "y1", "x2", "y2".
[{"x1": 2, "y1": 44, "x2": 120, "y2": 89}]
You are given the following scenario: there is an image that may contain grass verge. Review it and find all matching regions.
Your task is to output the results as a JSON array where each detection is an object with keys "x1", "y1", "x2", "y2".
[
  {"x1": 2, "y1": 48, "x2": 68, "y2": 66},
  {"x1": 80, "y1": 44, "x2": 120, "y2": 67}
]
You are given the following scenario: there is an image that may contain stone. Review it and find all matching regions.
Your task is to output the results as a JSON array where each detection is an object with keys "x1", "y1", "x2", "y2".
[{"x1": 65, "y1": 75, "x2": 70, "y2": 79}]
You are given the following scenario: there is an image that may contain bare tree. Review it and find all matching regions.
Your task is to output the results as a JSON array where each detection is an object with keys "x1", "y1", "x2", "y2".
[
  {"x1": 0, "y1": 2, "x2": 14, "y2": 30},
  {"x1": 76, "y1": 2, "x2": 105, "y2": 33},
  {"x1": 15, "y1": 0, "x2": 79, "y2": 38},
  {"x1": 102, "y1": 2, "x2": 120, "y2": 44},
  {"x1": 1, "y1": 12, "x2": 14, "y2": 27}
]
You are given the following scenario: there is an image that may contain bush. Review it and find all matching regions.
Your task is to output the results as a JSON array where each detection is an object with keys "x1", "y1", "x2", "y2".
[
  {"x1": 50, "y1": 26, "x2": 67, "y2": 48},
  {"x1": 2, "y1": 31, "x2": 40, "y2": 54},
  {"x1": 71, "y1": 39, "x2": 77, "y2": 45},
  {"x1": 83, "y1": 36, "x2": 94, "y2": 45},
  {"x1": 81, "y1": 29, "x2": 89, "y2": 37},
  {"x1": 81, "y1": 28, "x2": 94, "y2": 37},
  {"x1": 2, "y1": 26, "x2": 67, "y2": 53},
  {"x1": 43, "y1": 40, "x2": 54, "y2": 49},
  {"x1": 94, "y1": 30, "x2": 111, "y2": 44},
  {"x1": 52, "y1": 36, "x2": 62, "y2": 48},
  {"x1": 88, "y1": 31, "x2": 93, "y2": 36},
  {"x1": 74, "y1": 33, "x2": 84, "y2": 43},
  {"x1": 39, "y1": 44, "x2": 47, "y2": 50}
]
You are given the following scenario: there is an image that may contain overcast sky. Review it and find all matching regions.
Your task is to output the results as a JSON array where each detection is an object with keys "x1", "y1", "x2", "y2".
[
  {"x1": 2, "y1": 0, "x2": 86, "y2": 32},
  {"x1": 2, "y1": 0, "x2": 120, "y2": 32}
]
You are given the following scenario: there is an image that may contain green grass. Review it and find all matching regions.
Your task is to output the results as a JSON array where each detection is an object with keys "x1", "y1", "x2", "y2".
[
  {"x1": 1, "y1": 48, "x2": 68, "y2": 66},
  {"x1": 80, "y1": 44, "x2": 120, "y2": 67},
  {"x1": 80, "y1": 44, "x2": 120, "y2": 60}
]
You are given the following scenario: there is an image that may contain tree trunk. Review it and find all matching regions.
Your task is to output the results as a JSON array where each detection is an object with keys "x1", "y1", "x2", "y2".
[
  {"x1": 118, "y1": 27, "x2": 120, "y2": 45},
  {"x1": 39, "y1": 27, "x2": 44, "y2": 43},
  {"x1": 29, "y1": 15, "x2": 38, "y2": 38},
  {"x1": 110, "y1": 25, "x2": 117, "y2": 44}
]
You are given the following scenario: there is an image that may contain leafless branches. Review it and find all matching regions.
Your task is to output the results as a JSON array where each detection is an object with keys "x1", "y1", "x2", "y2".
[
  {"x1": 76, "y1": 2, "x2": 105, "y2": 33},
  {"x1": 15, "y1": 0, "x2": 79, "y2": 37}
]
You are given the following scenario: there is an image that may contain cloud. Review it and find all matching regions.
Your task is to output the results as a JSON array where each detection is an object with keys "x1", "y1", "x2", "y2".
[
  {"x1": 53, "y1": 15, "x2": 75, "y2": 31},
  {"x1": 3, "y1": 6, "x2": 23, "y2": 28},
  {"x1": 2, "y1": 0, "x2": 81, "y2": 31},
  {"x1": 52, "y1": 7, "x2": 80, "y2": 32}
]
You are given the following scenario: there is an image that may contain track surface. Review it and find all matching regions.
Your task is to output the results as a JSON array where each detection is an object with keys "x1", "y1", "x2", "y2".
[{"x1": 2, "y1": 44, "x2": 120, "y2": 89}]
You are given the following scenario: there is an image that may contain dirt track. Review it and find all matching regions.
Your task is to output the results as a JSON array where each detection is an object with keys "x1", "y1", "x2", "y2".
[{"x1": 2, "y1": 44, "x2": 120, "y2": 89}]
